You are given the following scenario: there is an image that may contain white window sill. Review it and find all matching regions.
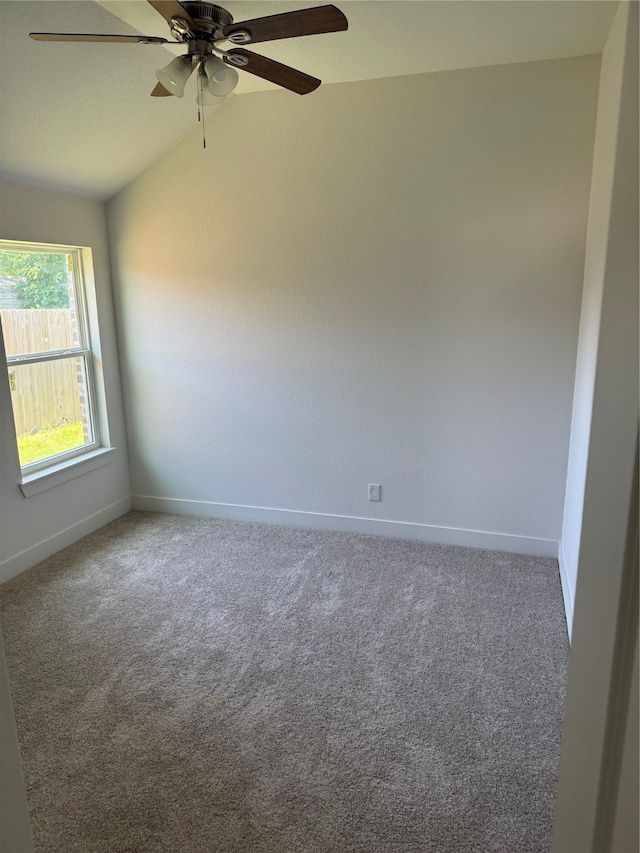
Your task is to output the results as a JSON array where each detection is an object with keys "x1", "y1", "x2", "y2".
[{"x1": 20, "y1": 447, "x2": 116, "y2": 498}]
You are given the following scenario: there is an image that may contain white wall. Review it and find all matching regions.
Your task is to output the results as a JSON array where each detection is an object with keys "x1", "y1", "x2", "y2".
[
  {"x1": 108, "y1": 55, "x2": 600, "y2": 556},
  {"x1": 0, "y1": 181, "x2": 131, "y2": 581},
  {"x1": 553, "y1": 1, "x2": 639, "y2": 849},
  {"x1": 558, "y1": 0, "x2": 636, "y2": 636}
]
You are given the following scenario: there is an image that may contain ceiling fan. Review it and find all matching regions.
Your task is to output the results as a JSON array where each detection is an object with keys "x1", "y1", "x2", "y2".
[{"x1": 29, "y1": 1, "x2": 349, "y2": 103}]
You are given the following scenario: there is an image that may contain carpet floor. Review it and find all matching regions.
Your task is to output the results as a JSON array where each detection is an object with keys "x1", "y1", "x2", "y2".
[{"x1": 0, "y1": 511, "x2": 569, "y2": 853}]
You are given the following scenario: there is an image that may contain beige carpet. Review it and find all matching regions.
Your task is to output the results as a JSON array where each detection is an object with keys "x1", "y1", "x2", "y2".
[{"x1": 0, "y1": 511, "x2": 568, "y2": 852}]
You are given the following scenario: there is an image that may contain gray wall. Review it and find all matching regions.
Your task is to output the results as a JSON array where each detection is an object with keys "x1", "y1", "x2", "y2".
[
  {"x1": 611, "y1": 631, "x2": 639, "y2": 853},
  {"x1": 107, "y1": 55, "x2": 600, "y2": 555},
  {"x1": 0, "y1": 629, "x2": 33, "y2": 853},
  {"x1": 0, "y1": 181, "x2": 131, "y2": 580}
]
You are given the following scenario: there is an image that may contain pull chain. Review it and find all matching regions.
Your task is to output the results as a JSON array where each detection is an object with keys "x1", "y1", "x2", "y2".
[{"x1": 197, "y1": 66, "x2": 206, "y2": 149}]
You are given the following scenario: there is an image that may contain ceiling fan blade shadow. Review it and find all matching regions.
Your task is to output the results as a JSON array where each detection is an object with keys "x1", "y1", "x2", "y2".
[
  {"x1": 29, "y1": 32, "x2": 170, "y2": 43},
  {"x1": 225, "y1": 48, "x2": 320, "y2": 94},
  {"x1": 151, "y1": 82, "x2": 173, "y2": 96},
  {"x1": 147, "y1": 1, "x2": 195, "y2": 29},
  {"x1": 224, "y1": 5, "x2": 348, "y2": 45}
]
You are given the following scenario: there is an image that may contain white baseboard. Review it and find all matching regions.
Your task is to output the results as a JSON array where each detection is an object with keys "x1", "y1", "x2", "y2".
[
  {"x1": 558, "y1": 540, "x2": 574, "y2": 642},
  {"x1": 0, "y1": 496, "x2": 132, "y2": 584},
  {"x1": 132, "y1": 495, "x2": 560, "y2": 559}
]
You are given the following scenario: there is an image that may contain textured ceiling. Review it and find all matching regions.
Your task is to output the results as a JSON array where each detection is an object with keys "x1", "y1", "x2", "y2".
[{"x1": 0, "y1": 0, "x2": 617, "y2": 199}]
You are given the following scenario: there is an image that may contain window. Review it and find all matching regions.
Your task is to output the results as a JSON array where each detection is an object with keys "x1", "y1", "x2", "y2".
[{"x1": 0, "y1": 241, "x2": 110, "y2": 487}]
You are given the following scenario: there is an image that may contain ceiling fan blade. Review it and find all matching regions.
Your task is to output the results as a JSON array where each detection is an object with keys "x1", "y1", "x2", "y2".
[
  {"x1": 223, "y1": 5, "x2": 347, "y2": 45},
  {"x1": 29, "y1": 32, "x2": 170, "y2": 44},
  {"x1": 151, "y1": 82, "x2": 173, "y2": 97},
  {"x1": 225, "y1": 49, "x2": 320, "y2": 95},
  {"x1": 147, "y1": 1, "x2": 195, "y2": 30}
]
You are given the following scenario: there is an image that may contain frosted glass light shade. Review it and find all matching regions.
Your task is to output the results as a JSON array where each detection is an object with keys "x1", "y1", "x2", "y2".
[
  {"x1": 196, "y1": 86, "x2": 225, "y2": 106},
  {"x1": 204, "y1": 56, "x2": 239, "y2": 97},
  {"x1": 155, "y1": 56, "x2": 192, "y2": 97}
]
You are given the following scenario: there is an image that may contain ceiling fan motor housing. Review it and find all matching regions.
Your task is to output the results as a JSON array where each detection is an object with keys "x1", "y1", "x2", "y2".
[{"x1": 180, "y1": 3, "x2": 233, "y2": 37}]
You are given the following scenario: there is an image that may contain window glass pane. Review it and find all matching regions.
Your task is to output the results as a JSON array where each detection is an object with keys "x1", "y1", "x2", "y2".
[
  {"x1": 0, "y1": 250, "x2": 80, "y2": 356},
  {"x1": 8, "y1": 356, "x2": 93, "y2": 466}
]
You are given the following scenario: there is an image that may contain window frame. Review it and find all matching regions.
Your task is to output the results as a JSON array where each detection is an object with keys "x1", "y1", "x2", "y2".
[{"x1": 1, "y1": 239, "x2": 113, "y2": 493}]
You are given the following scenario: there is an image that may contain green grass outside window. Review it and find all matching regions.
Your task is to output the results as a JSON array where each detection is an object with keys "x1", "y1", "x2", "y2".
[{"x1": 17, "y1": 421, "x2": 85, "y2": 467}]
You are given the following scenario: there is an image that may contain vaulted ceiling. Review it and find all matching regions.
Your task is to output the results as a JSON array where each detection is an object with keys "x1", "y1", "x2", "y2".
[{"x1": 0, "y1": 1, "x2": 617, "y2": 199}]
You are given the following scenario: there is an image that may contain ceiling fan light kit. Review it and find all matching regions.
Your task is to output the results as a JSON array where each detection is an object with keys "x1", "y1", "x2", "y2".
[
  {"x1": 204, "y1": 55, "x2": 238, "y2": 97},
  {"x1": 155, "y1": 54, "x2": 193, "y2": 97},
  {"x1": 196, "y1": 88, "x2": 224, "y2": 106},
  {"x1": 195, "y1": 68, "x2": 225, "y2": 105}
]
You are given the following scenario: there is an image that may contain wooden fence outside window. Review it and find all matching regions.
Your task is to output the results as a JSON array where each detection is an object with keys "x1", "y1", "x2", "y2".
[{"x1": 1, "y1": 309, "x2": 83, "y2": 436}]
